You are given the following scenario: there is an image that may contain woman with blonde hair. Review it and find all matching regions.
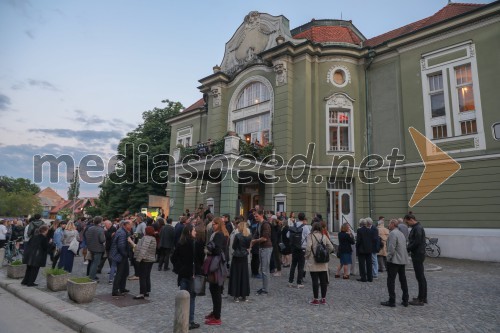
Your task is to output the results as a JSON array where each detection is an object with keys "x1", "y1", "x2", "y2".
[
  {"x1": 228, "y1": 221, "x2": 251, "y2": 302},
  {"x1": 335, "y1": 222, "x2": 355, "y2": 279},
  {"x1": 58, "y1": 221, "x2": 79, "y2": 273}
]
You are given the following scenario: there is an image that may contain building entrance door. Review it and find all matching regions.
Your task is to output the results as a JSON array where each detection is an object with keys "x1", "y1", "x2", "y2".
[{"x1": 327, "y1": 179, "x2": 353, "y2": 232}]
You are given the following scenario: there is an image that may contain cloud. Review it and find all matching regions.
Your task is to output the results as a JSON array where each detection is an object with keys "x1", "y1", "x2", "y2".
[
  {"x1": 71, "y1": 110, "x2": 135, "y2": 129},
  {"x1": 24, "y1": 30, "x2": 35, "y2": 39},
  {"x1": 29, "y1": 128, "x2": 123, "y2": 143},
  {"x1": 11, "y1": 79, "x2": 59, "y2": 91},
  {"x1": 0, "y1": 93, "x2": 12, "y2": 111},
  {"x1": 28, "y1": 79, "x2": 59, "y2": 91}
]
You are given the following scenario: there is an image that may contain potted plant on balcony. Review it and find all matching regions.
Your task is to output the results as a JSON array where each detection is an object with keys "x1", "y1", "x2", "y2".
[
  {"x1": 67, "y1": 277, "x2": 97, "y2": 303},
  {"x1": 45, "y1": 268, "x2": 70, "y2": 291},
  {"x1": 7, "y1": 259, "x2": 26, "y2": 279}
]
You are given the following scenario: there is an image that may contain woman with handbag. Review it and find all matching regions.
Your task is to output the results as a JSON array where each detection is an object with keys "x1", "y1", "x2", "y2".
[
  {"x1": 204, "y1": 217, "x2": 229, "y2": 326},
  {"x1": 58, "y1": 221, "x2": 79, "y2": 273},
  {"x1": 133, "y1": 226, "x2": 157, "y2": 300},
  {"x1": 228, "y1": 221, "x2": 251, "y2": 302},
  {"x1": 171, "y1": 224, "x2": 204, "y2": 330}
]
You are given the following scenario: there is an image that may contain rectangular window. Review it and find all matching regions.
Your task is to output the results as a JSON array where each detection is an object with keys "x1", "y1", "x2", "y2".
[
  {"x1": 234, "y1": 112, "x2": 271, "y2": 145},
  {"x1": 428, "y1": 73, "x2": 445, "y2": 118},
  {"x1": 432, "y1": 125, "x2": 448, "y2": 139},
  {"x1": 176, "y1": 127, "x2": 192, "y2": 147},
  {"x1": 460, "y1": 120, "x2": 477, "y2": 135},
  {"x1": 329, "y1": 109, "x2": 350, "y2": 151},
  {"x1": 455, "y1": 64, "x2": 475, "y2": 112}
]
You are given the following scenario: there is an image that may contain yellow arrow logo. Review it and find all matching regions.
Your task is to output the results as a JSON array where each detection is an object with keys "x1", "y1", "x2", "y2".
[{"x1": 408, "y1": 127, "x2": 461, "y2": 207}]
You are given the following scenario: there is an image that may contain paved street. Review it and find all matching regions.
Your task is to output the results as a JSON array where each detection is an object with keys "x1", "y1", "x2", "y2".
[
  {"x1": 0, "y1": 287, "x2": 76, "y2": 333},
  {"x1": 2, "y1": 256, "x2": 500, "y2": 333}
]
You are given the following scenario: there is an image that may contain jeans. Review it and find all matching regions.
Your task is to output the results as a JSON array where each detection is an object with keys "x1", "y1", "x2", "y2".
[
  {"x1": 412, "y1": 258, "x2": 427, "y2": 301},
  {"x1": 289, "y1": 249, "x2": 305, "y2": 284},
  {"x1": 109, "y1": 260, "x2": 117, "y2": 282},
  {"x1": 180, "y1": 278, "x2": 196, "y2": 323},
  {"x1": 89, "y1": 252, "x2": 103, "y2": 280},
  {"x1": 378, "y1": 255, "x2": 387, "y2": 272},
  {"x1": 386, "y1": 262, "x2": 409, "y2": 304},
  {"x1": 310, "y1": 271, "x2": 328, "y2": 299},
  {"x1": 372, "y1": 253, "x2": 378, "y2": 277},
  {"x1": 259, "y1": 247, "x2": 272, "y2": 292},
  {"x1": 58, "y1": 246, "x2": 75, "y2": 273},
  {"x1": 358, "y1": 253, "x2": 373, "y2": 281}
]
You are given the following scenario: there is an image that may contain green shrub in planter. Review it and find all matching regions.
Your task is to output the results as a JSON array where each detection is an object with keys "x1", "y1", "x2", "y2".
[
  {"x1": 7, "y1": 260, "x2": 26, "y2": 279},
  {"x1": 45, "y1": 268, "x2": 70, "y2": 291},
  {"x1": 67, "y1": 277, "x2": 97, "y2": 303}
]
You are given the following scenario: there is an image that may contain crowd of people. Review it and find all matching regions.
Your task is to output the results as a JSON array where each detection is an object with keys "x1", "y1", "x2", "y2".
[{"x1": 2, "y1": 207, "x2": 428, "y2": 329}]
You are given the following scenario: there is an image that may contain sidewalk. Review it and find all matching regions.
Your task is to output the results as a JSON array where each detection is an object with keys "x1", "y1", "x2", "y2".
[
  {"x1": 0, "y1": 270, "x2": 134, "y2": 333},
  {"x1": 1, "y1": 256, "x2": 499, "y2": 333}
]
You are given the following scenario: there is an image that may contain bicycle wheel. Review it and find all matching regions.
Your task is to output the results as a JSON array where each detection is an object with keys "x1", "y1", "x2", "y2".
[{"x1": 426, "y1": 244, "x2": 440, "y2": 258}]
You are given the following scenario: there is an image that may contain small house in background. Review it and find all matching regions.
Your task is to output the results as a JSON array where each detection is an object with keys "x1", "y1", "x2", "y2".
[{"x1": 36, "y1": 187, "x2": 65, "y2": 218}]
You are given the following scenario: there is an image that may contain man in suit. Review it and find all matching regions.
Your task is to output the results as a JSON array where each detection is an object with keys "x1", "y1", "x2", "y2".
[
  {"x1": 406, "y1": 213, "x2": 427, "y2": 306},
  {"x1": 158, "y1": 218, "x2": 175, "y2": 271},
  {"x1": 355, "y1": 218, "x2": 373, "y2": 282}
]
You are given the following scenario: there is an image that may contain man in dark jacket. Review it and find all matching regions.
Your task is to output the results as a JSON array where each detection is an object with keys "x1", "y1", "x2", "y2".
[
  {"x1": 110, "y1": 221, "x2": 132, "y2": 296},
  {"x1": 366, "y1": 217, "x2": 380, "y2": 279},
  {"x1": 86, "y1": 216, "x2": 106, "y2": 281},
  {"x1": 356, "y1": 218, "x2": 373, "y2": 282},
  {"x1": 97, "y1": 219, "x2": 116, "y2": 274},
  {"x1": 406, "y1": 213, "x2": 427, "y2": 306},
  {"x1": 174, "y1": 216, "x2": 187, "y2": 246},
  {"x1": 158, "y1": 218, "x2": 175, "y2": 271}
]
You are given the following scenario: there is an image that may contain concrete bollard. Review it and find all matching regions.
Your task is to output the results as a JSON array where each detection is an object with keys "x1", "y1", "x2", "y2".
[{"x1": 173, "y1": 290, "x2": 190, "y2": 333}]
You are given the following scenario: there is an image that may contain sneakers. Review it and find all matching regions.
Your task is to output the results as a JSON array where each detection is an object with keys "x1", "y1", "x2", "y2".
[
  {"x1": 234, "y1": 297, "x2": 240, "y2": 303},
  {"x1": 309, "y1": 299, "x2": 320, "y2": 306},
  {"x1": 205, "y1": 318, "x2": 221, "y2": 326},
  {"x1": 320, "y1": 298, "x2": 327, "y2": 305},
  {"x1": 204, "y1": 312, "x2": 214, "y2": 320},
  {"x1": 287, "y1": 282, "x2": 294, "y2": 288},
  {"x1": 272, "y1": 271, "x2": 281, "y2": 277},
  {"x1": 83, "y1": 261, "x2": 88, "y2": 265},
  {"x1": 256, "y1": 289, "x2": 268, "y2": 295},
  {"x1": 296, "y1": 284, "x2": 304, "y2": 289}
]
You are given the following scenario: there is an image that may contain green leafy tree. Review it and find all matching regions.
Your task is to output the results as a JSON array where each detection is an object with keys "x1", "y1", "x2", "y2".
[
  {"x1": 0, "y1": 188, "x2": 42, "y2": 217},
  {"x1": 0, "y1": 176, "x2": 40, "y2": 194},
  {"x1": 67, "y1": 168, "x2": 80, "y2": 201},
  {"x1": 98, "y1": 99, "x2": 182, "y2": 217}
]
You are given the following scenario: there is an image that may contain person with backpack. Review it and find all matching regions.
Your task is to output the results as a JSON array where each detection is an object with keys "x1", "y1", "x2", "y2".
[
  {"x1": 287, "y1": 212, "x2": 310, "y2": 289},
  {"x1": 305, "y1": 222, "x2": 334, "y2": 305}
]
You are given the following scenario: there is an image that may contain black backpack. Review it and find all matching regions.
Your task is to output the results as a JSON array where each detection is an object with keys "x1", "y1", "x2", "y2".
[
  {"x1": 311, "y1": 233, "x2": 330, "y2": 263},
  {"x1": 288, "y1": 224, "x2": 304, "y2": 250}
]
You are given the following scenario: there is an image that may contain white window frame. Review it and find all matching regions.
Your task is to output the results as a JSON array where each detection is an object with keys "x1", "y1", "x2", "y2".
[
  {"x1": 176, "y1": 126, "x2": 192, "y2": 147},
  {"x1": 421, "y1": 41, "x2": 485, "y2": 152},
  {"x1": 325, "y1": 93, "x2": 355, "y2": 155},
  {"x1": 228, "y1": 76, "x2": 274, "y2": 143}
]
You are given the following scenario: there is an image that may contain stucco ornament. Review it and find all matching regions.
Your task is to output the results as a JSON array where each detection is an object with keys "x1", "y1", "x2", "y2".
[
  {"x1": 327, "y1": 65, "x2": 351, "y2": 88},
  {"x1": 324, "y1": 92, "x2": 355, "y2": 108},
  {"x1": 211, "y1": 86, "x2": 221, "y2": 108},
  {"x1": 220, "y1": 12, "x2": 305, "y2": 77},
  {"x1": 273, "y1": 61, "x2": 287, "y2": 86}
]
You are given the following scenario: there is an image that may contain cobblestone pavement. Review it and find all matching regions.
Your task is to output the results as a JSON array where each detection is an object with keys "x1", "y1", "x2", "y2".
[{"x1": 15, "y1": 256, "x2": 500, "y2": 333}]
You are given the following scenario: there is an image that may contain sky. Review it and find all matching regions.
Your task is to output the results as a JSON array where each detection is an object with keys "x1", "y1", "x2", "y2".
[{"x1": 0, "y1": 0, "x2": 491, "y2": 199}]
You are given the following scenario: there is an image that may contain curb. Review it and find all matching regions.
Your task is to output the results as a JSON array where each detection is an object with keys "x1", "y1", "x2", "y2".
[{"x1": 0, "y1": 271, "x2": 134, "y2": 333}]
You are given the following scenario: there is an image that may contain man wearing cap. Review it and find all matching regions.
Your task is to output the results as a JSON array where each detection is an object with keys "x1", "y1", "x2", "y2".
[{"x1": 406, "y1": 213, "x2": 427, "y2": 306}]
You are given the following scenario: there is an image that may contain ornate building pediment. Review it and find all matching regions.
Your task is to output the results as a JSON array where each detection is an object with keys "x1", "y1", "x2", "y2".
[{"x1": 220, "y1": 11, "x2": 304, "y2": 77}]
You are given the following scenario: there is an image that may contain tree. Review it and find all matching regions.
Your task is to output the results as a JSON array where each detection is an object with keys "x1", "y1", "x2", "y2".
[
  {"x1": 98, "y1": 99, "x2": 183, "y2": 217},
  {"x1": 68, "y1": 167, "x2": 80, "y2": 201},
  {"x1": 0, "y1": 188, "x2": 42, "y2": 217},
  {"x1": 0, "y1": 176, "x2": 40, "y2": 194}
]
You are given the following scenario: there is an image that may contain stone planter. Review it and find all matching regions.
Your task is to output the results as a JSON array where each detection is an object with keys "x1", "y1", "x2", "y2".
[
  {"x1": 47, "y1": 273, "x2": 70, "y2": 292},
  {"x1": 7, "y1": 264, "x2": 26, "y2": 279},
  {"x1": 67, "y1": 279, "x2": 97, "y2": 303}
]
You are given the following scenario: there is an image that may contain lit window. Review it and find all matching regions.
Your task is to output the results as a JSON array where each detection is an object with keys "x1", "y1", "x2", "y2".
[
  {"x1": 236, "y1": 82, "x2": 270, "y2": 110},
  {"x1": 329, "y1": 109, "x2": 350, "y2": 151},
  {"x1": 455, "y1": 64, "x2": 475, "y2": 113}
]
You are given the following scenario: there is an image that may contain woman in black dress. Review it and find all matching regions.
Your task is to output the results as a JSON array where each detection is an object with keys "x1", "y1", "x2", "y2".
[
  {"x1": 228, "y1": 222, "x2": 251, "y2": 302},
  {"x1": 22, "y1": 224, "x2": 50, "y2": 286}
]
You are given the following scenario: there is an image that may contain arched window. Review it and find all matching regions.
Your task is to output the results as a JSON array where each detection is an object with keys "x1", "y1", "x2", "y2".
[
  {"x1": 229, "y1": 77, "x2": 273, "y2": 145},
  {"x1": 236, "y1": 82, "x2": 271, "y2": 109}
]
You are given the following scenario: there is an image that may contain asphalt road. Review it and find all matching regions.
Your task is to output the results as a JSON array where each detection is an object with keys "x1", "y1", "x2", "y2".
[{"x1": 0, "y1": 288, "x2": 76, "y2": 333}]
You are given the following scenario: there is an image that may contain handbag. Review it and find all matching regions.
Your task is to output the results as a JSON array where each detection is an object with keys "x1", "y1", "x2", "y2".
[
  {"x1": 68, "y1": 236, "x2": 79, "y2": 254},
  {"x1": 193, "y1": 275, "x2": 206, "y2": 296}
]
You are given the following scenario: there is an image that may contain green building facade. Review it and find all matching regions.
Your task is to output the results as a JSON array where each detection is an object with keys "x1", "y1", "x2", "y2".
[{"x1": 167, "y1": 3, "x2": 500, "y2": 260}]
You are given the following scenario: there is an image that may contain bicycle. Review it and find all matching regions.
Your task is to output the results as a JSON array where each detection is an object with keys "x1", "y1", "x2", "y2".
[
  {"x1": 425, "y1": 237, "x2": 441, "y2": 258},
  {"x1": 2, "y1": 237, "x2": 24, "y2": 265}
]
